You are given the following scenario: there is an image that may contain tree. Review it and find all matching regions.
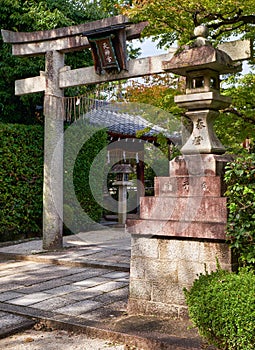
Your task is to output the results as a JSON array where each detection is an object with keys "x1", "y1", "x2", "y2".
[
  {"x1": 125, "y1": 74, "x2": 182, "y2": 123},
  {"x1": 123, "y1": 0, "x2": 255, "y2": 47}
]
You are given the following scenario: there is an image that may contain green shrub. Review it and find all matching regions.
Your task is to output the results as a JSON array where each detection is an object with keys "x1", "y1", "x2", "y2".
[
  {"x1": 184, "y1": 267, "x2": 255, "y2": 350},
  {"x1": 224, "y1": 153, "x2": 255, "y2": 265},
  {"x1": 0, "y1": 123, "x2": 44, "y2": 240}
]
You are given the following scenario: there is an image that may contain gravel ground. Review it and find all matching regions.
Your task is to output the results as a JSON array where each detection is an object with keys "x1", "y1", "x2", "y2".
[{"x1": 0, "y1": 329, "x2": 126, "y2": 350}]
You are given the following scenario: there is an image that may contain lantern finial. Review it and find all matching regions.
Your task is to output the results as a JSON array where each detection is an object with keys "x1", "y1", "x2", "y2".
[{"x1": 194, "y1": 25, "x2": 210, "y2": 47}]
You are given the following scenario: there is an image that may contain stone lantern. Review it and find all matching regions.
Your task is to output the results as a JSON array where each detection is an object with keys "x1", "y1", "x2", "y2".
[
  {"x1": 112, "y1": 164, "x2": 133, "y2": 225},
  {"x1": 163, "y1": 25, "x2": 242, "y2": 154},
  {"x1": 127, "y1": 26, "x2": 243, "y2": 319}
]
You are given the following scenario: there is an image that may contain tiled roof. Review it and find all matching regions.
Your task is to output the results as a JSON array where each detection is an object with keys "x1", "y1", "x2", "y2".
[{"x1": 83, "y1": 101, "x2": 180, "y2": 143}]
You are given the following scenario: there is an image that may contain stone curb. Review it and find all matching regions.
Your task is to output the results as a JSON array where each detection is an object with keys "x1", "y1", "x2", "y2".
[
  {"x1": 44, "y1": 318, "x2": 202, "y2": 350},
  {"x1": 0, "y1": 252, "x2": 130, "y2": 272}
]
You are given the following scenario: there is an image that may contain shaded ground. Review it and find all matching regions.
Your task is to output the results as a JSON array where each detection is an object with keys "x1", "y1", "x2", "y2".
[{"x1": 0, "y1": 328, "x2": 125, "y2": 350}]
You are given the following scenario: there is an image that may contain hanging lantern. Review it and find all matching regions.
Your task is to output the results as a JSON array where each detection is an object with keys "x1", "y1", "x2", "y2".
[{"x1": 84, "y1": 24, "x2": 128, "y2": 75}]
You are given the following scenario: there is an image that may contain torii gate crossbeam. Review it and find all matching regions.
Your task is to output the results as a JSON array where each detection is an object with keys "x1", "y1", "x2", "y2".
[{"x1": 1, "y1": 15, "x2": 252, "y2": 250}]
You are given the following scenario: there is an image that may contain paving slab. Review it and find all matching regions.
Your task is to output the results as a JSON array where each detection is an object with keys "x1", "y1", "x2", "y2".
[{"x1": 0, "y1": 229, "x2": 130, "y2": 271}]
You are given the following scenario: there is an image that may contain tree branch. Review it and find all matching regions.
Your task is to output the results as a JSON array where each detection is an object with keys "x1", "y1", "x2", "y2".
[
  {"x1": 207, "y1": 14, "x2": 255, "y2": 31},
  {"x1": 193, "y1": 11, "x2": 199, "y2": 27},
  {"x1": 223, "y1": 107, "x2": 255, "y2": 124},
  {"x1": 211, "y1": 22, "x2": 245, "y2": 39}
]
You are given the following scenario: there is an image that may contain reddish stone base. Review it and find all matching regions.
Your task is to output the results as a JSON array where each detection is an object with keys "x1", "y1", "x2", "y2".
[{"x1": 127, "y1": 154, "x2": 234, "y2": 240}]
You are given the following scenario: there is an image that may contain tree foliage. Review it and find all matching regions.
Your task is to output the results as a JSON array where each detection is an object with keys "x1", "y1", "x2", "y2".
[
  {"x1": 125, "y1": 74, "x2": 182, "y2": 118},
  {"x1": 215, "y1": 73, "x2": 255, "y2": 151},
  {"x1": 123, "y1": 0, "x2": 255, "y2": 47},
  {"x1": 121, "y1": 0, "x2": 255, "y2": 153}
]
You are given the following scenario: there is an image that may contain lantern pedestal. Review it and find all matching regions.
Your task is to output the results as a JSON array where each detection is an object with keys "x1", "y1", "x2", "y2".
[
  {"x1": 181, "y1": 109, "x2": 225, "y2": 154},
  {"x1": 113, "y1": 180, "x2": 133, "y2": 226}
]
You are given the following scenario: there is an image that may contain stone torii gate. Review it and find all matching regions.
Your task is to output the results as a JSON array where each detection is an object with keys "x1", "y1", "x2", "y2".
[{"x1": 1, "y1": 15, "x2": 251, "y2": 251}]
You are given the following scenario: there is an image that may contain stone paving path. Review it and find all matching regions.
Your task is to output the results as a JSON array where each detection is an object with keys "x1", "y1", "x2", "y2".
[
  {"x1": 0, "y1": 311, "x2": 35, "y2": 338},
  {"x1": 0, "y1": 229, "x2": 214, "y2": 349}
]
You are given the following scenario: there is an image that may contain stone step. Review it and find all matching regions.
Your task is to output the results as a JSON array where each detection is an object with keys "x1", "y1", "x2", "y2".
[
  {"x1": 139, "y1": 196, "x2": 227, "y2": 223},
  {"x1": 127, "y1": 218, "x2": 226, "y2": 240},
  {"x1": 154, "y1": 176, "x2": 225, "y2": 197}
]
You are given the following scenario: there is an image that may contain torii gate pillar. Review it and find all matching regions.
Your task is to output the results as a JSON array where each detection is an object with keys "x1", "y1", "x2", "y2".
[{"x1": 43, "y1": 51, "x2": 65, "y2": 250}]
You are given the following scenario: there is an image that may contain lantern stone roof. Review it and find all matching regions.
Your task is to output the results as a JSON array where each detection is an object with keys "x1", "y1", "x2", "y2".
[
  {"x1": 163, "y1": 44, "x2": 242, "y2": 76},
  {"x1": 111, "y1": 163, "x2": 134, "y2": 174},
  {"x1": 163, "y1": 25, "x2": 242, "y2": 76}
]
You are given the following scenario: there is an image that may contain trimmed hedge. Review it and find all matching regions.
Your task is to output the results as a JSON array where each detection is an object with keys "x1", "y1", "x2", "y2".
[
  {"x1": 184, "y1": 267, "x2": 255, "y2": 350},
  {"x1": 0, "y1": 123, "x2": 44, "y2": 241},
  {"x1": 0, "y1": 122, "x2": 108, "y2": 241}
]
